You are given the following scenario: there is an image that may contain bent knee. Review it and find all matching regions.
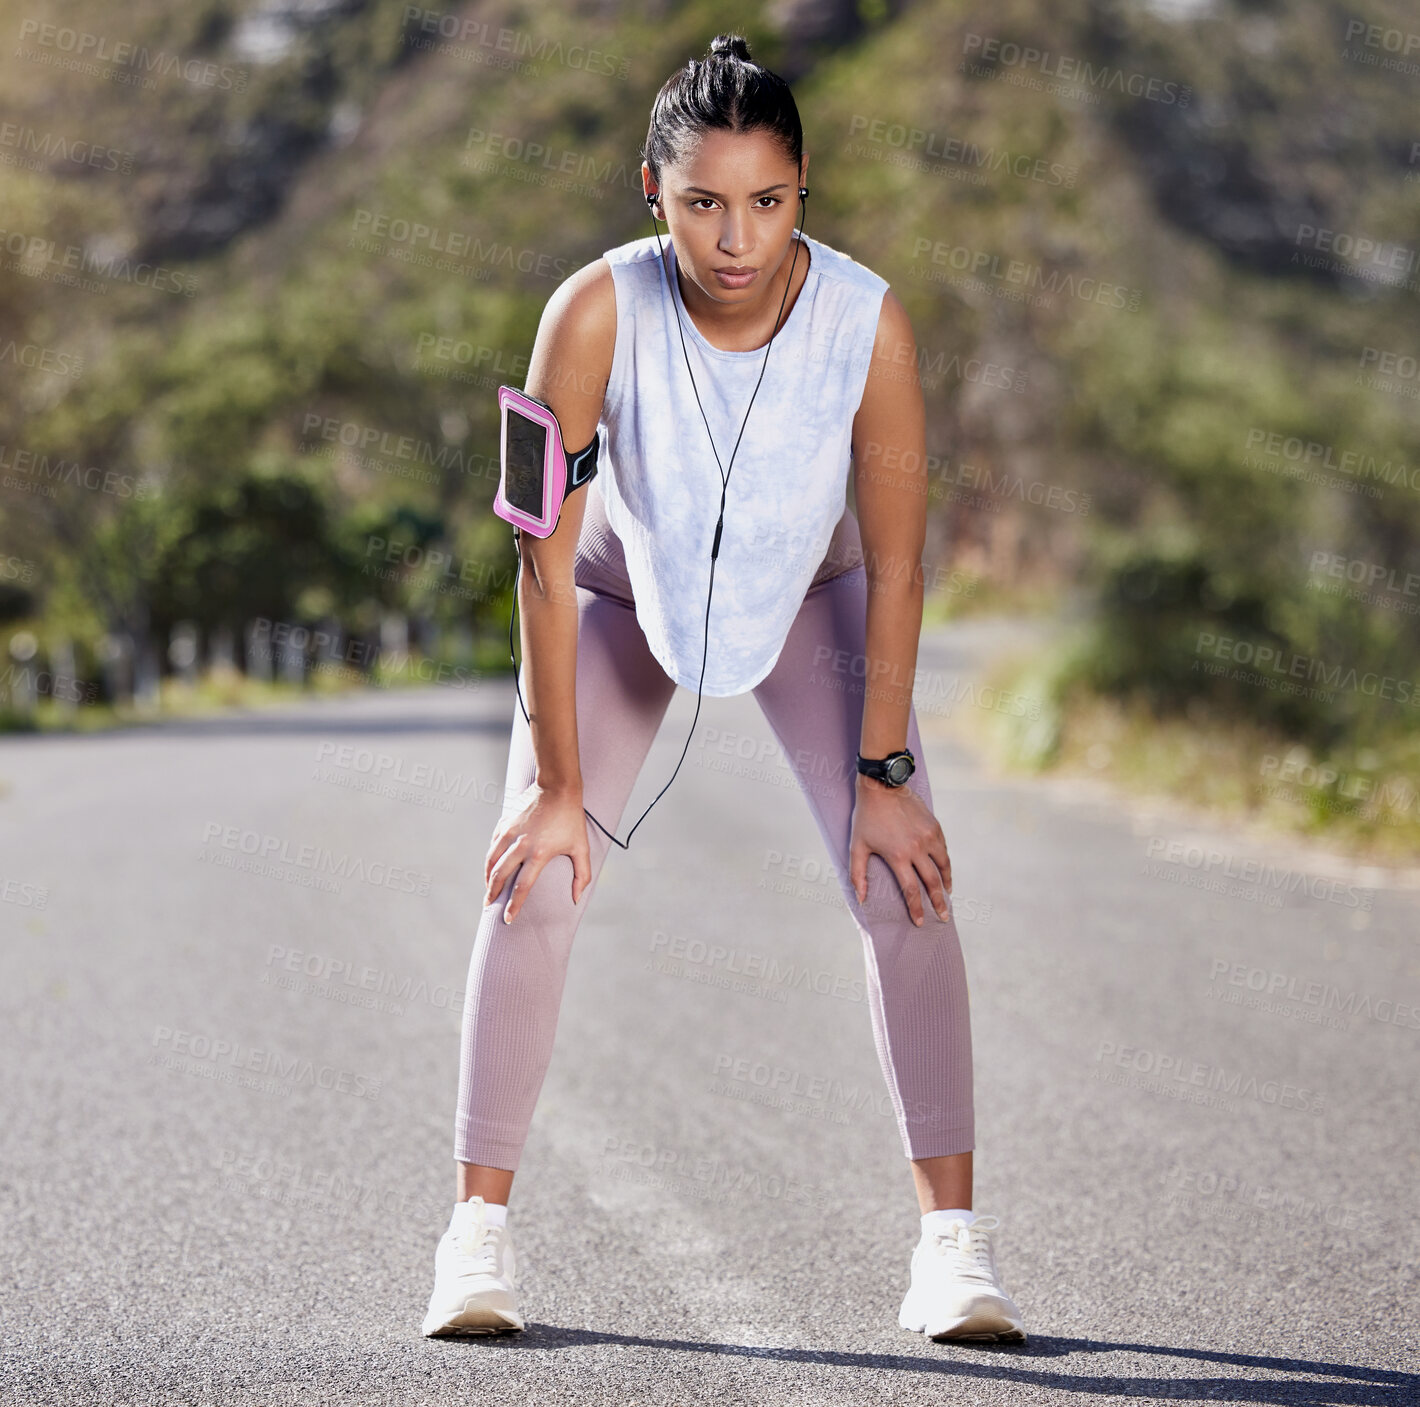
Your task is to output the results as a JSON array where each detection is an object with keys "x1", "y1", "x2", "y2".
[
  {"x1": 499, "y1": 851, "x2": 586, "y2": 923},
  {"x1": 852, "y1": 852, "x2": 951, "y2": 928}
]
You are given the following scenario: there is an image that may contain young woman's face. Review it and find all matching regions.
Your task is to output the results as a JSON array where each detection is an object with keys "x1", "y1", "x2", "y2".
[{"x1": 644, "y1": 127, "x2": 809, "y2": 302}]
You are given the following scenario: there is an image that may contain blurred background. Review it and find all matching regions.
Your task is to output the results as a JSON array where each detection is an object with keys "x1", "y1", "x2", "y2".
[
  {"x1": 2, "y1": 0, "x2": 1418, "y2": 856},
  {"x1": 5, "y1": 4, "x2": 1419, "y2": 1399}
]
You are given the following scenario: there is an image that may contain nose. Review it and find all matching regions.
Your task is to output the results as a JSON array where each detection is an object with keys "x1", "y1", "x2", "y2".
[{"x1": 718, "y1": 209, "x2": 752, "y2": 258}]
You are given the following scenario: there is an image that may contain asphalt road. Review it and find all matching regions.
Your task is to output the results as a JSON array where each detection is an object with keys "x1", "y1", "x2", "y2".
[{"x1": 1, "y1": 616, "x2": 1415, "y2": 1406}]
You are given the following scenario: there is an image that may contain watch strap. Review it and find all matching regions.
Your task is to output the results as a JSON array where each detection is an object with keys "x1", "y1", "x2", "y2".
[{"x1": 857, "y1": 748, "x2": 915, "y2": 786}]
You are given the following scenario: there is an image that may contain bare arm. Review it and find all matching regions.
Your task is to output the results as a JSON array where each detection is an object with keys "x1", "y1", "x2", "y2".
[
  {"x1": 847, "y1": 288, "x2": 952, "y2": 924},
  {"x1": 512, "y1": 258, "x2": 616, "y2": 796},
  {"x1": 852, "y1": 287, "x2": 928, "y2": 758},
  {"x1": 482, "y1": 258, "x2": 615, "y2": 920}
]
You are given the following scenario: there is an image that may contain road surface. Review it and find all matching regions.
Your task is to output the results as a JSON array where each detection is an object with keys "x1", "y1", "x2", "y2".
[{"x1": 1, "y1": 616, "x2": 1415, "y2": 1405}]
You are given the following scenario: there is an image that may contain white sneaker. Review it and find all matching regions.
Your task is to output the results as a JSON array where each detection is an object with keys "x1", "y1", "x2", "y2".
[
  {"x1": 898, "y1": 1213, "x2": 1027, "y2": 1343},
  {"x1": 420, "y1": 1196, "x2": 525, "y2": 1336}
]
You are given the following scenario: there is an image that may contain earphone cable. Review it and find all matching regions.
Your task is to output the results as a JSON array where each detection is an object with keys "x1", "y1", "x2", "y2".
[
  {"x1": 612, "y1": 192, "x2": 807, "y2": 850},
  {"x1": 509, "y1": 187, "x2": 808, "y2": 850}
]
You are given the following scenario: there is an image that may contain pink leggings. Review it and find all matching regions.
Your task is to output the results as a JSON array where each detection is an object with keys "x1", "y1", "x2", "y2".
[{"x1": 455, "y1": 485, "x2": 974, "y2": 1170}]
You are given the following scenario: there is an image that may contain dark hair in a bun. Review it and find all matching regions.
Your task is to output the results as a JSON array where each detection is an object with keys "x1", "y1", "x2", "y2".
[
  {"x1": 641, "y1": 31, "x2": 803, "y2": 187},
  {"x1": 708, "y1": 34, "x2": 751, "y2": 61}
]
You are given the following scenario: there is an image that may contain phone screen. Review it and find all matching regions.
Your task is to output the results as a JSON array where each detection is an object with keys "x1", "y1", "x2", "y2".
[{"x1": 505, "y1": 408, "x2": 547, "y2": 516}]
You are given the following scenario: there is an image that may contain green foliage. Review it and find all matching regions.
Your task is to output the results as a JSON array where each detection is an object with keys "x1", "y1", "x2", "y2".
[
  {"x1": 151, "y1": 464, "x2": 342, "y2": 633},
  {"x1": 0, "y1": 0, "x2": 1417, "y2": 787}
]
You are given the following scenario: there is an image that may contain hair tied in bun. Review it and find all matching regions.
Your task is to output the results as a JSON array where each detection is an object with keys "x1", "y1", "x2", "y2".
[
  {"x1": 641, "y1": 31, "x2": 802, "y2": 188},
  {"x1": 709, "y1": 34, "x2": 753, "y2": 63}
]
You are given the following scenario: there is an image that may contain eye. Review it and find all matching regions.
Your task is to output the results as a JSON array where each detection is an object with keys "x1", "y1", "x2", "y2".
[{"x1": 687, "y1": 196, "x2": 783, "y2": 210}]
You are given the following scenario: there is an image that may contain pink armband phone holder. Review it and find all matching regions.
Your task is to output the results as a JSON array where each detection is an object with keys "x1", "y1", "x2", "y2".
[{"x1": 493, "y1": 385, "x2": 600, "y2": 538}]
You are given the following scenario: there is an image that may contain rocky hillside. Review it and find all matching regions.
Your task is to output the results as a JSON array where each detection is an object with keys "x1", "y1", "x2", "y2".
[{"x1": 1, "y1": 0, "x2": 1417, "y2": 753}]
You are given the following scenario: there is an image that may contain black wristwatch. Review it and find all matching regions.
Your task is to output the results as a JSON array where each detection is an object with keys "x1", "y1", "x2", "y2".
[{"x1": 857, "y1": 747, "x2": 915, "y2": 788}]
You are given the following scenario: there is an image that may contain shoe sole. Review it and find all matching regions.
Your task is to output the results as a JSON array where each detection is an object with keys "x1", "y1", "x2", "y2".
[
  {"x1": 928, "y1": 1324, "x2": 1027, "y2": 1343},
  {"x1": 422, "y1": 1302, "x2": 526, "y2": 1337},
  {"x1": 899, "y1": 1296, "x2": 1027, "y2": 1344}
]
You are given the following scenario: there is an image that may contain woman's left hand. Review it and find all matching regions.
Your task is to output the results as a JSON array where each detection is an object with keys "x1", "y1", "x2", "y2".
[{"x1": 849, "y1": 774, "x2": 953, "y2": 926}]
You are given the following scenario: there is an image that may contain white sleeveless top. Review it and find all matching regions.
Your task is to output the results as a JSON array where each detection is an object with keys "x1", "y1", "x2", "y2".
[{"x1": 596, "y1": 230, "x2": 889, "y2": 696}]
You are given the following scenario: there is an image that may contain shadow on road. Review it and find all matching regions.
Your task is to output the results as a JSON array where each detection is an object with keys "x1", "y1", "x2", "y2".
[{"x1": 430, "y1": 1326, "x2": 1413, "y2": 1403}]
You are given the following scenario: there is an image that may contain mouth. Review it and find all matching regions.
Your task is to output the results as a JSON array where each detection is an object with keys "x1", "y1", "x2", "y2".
[{"x1": 712, "y1": 265, "x2": 759, "y2": 286}]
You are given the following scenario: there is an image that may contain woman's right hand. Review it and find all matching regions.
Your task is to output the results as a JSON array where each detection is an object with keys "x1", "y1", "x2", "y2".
[{"x1": 483, "y1": 782, "x2": 592, "y2": 922}]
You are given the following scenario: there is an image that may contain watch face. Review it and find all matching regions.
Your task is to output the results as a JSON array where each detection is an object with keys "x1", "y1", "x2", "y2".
[{"x1": 887, "y1": 754, "x2": 913, "y2": 785}]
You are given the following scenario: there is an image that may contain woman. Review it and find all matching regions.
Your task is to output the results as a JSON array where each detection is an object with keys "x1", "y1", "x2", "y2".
[{"x1": 421, "y1": 33, "x2": 1027, "y2": 1345}]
